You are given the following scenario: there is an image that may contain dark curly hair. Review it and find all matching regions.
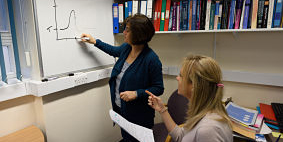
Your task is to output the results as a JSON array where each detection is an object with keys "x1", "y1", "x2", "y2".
[{"x1": 124, "y1": 14, "x2": 155, "y2": 45}]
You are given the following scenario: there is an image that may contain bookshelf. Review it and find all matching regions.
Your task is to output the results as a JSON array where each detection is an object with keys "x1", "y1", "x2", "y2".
[{"x1": 113, "y1": 0, "x2": 283, "y2": 87}]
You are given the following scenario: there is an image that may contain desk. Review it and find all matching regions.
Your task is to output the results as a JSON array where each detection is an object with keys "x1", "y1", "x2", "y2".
[{"x1": 266, "y1": 133, "x2": 283, "y2": 142}]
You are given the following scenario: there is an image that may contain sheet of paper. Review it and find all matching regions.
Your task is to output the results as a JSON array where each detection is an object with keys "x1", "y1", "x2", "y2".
[
  {"x1": 259, "y1": 122, "x2": 272, "y2": 134},
  {"x1": 272, "y1": 132, "x2": 283, "y2": 138},
  {"x1": 109, "y1": 109, "x2": 155, "y2": 142}
]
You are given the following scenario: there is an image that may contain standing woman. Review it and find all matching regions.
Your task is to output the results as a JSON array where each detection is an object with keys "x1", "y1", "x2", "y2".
[
  {"x1": 147, "y1": 55, "x2": 233, "y2": 142},
  {"x1": 81, "y1": 14, "x2": 164, "y2": 142}
]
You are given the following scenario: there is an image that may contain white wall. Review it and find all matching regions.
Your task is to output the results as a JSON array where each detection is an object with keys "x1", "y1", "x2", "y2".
[
  {"x1": 116, "y1": 32, "x2": 283, "y2": 109},
  {"x1": 0, "y1": 79, "x2": 122, "y2": 142},
  {"x1": 41, "y1": 79, "x2": 121, "y2": 142}
]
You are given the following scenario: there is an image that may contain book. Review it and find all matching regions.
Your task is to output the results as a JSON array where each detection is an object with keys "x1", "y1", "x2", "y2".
[
  {"x1": 118, "y1": 3, "x2": 124, "y2": 33},
  {"x1": 239, "y1": 0, "x2": 246, "y2": 29},
  {"x1": 262, "y1": 0, "x2": 269, "y2": 28},
  {"x1": 189, "y1": 0, "x2": 193, "y2": 30},
  {"x1": 140, "y1": 0, "x2": 147, "y2": 16},
  {"x1": 217, "y1": 2, "x2": 223, "y2": 29},
  {"x1": 267, "y1": 0, "x2": 275, "y2": 28},
  {"x1": 200, "y1": 0, "x2": 207, "y2": 30},
  {"x1": 172, "y1": 1, "x2": 177, "y2": 31},
  {"x1": 243, "y1": 0, "x2": 251, "y2": 29},
  {"x1": 235, "y1": 0, "x2": 244, "y2": 29},
  {"x1": 273, "y1": 0, "x2": 283, "y2": 27},
  {"x1": 164, "y1": 0, "x2": 171, "y2": 31},
  {"x1": 182, "y1": 1, "x2": 189, "y2": 30},
  {"x1": 251, "y1": 0, "x2": 259, "y2": 29},
  {"x1": 160, "y1": 0, "x2": 167, "y2": 31},
  {"x1": 132, "y1": 0, "x2": 139, "y2": 15},
  {"x1": 257, "y1": 0, "x2": 265, "y2": 28},
  {"x1": 128, "y1": 1, "x2": 133, "y2": 17},
  {"x1": 179, "y1": 1, "x2": 183, "y2": 30},
  {"x1": 196, "y1": 0, "x2": 201, "y2": 30},
  {"x1": 112, "y1": 3, "x2": 119, "y2": 33},
  {"x1": 168, "y1": 5, "x2": 173, "y2": 31},
  {"x1": 146, "y1": 0, "x2": 154, "y2": 21},
  {"x1": 205, "y1": 0, "x2": 212, "y2": 30},
  {"x1": 228, "y1": 0, "x2": 236, "y2": 29},
  {"x1": 259, "y1": 103, "x2": 279, "y2": 125},
  {"x1": 192, "y1": 0, "x2": 197, "y2": 30},
  {"x1": 177, "y1": 2, "x2": 180, "y2": 31},
  {"x1": 125, "y1": 1, "x2": 129, "y2": 19},
  {"x1": 214, "y1": 0, "x2": 221, "y2": 29},
  {"x1": 221, "y1": 0, "x2": 230, "y2": 29},
  {"x1": 209, "y1": 0, "x2": 216, "y2": 30},
  {"x1": 226, "y1": 102, "x2": 258, "y2": 126}
]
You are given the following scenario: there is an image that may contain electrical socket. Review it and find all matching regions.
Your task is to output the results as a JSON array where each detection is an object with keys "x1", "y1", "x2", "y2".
[
  {"x1": 97, "y1": 68, "x2": 111, "y2": 80},
  {"x1": 74, "y1": 74, "x2": 88, "y2": 86}
]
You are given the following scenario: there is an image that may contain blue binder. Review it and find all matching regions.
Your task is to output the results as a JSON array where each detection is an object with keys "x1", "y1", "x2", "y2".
[
  {"x1": 113, "y1": 3, "x2": 119, "y2": 33},
  {"x1": 128, "y1": 1, "x2": 133, "y2": 17},
  {"x1": 125, "y1": 1, "x2": 129, "y2": 19}
]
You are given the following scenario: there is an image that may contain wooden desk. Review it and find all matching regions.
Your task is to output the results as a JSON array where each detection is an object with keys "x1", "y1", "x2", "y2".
[{"x1": 0, "y1": 125, "x2": 44, "y2": 142}]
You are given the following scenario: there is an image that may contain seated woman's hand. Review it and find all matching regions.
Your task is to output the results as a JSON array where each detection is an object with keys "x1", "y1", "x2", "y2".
[
  {"x1": 146, "y1": 90, "x2": 165, "y2": 112},
  {"x1": 120, "y1": 91, "x2": 137, "y2": 102}
]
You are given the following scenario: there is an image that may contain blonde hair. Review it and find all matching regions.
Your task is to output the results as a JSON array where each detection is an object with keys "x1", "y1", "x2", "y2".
[{"x1": 182, "y1": 55, "x2": 231, "y2": 131}]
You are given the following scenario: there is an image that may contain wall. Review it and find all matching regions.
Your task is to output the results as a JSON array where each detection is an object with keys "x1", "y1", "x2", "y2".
[
  {"x1": 115, "y1": 32, "x2": 283, "y2": 109},
  {"x1": 41, "y1": 79, "x2": 121, "y2": 142},
  {"x1": 0, "y1": 79, "x2": 122, "y2": 142}
]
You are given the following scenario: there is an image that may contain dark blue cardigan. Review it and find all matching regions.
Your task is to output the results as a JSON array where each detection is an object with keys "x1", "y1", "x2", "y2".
[{"x1": 95, "y1": 39, "x2": 164, "y2": 128}]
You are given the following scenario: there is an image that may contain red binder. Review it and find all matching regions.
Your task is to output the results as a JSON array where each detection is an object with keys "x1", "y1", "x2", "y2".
[
  {"x1": 153, "y1": 0, "x2": 162, "y2": 31},
  {"x1": 164, "y1": 0, "x2": 171, "y2": 31},
  {"x1": 259, "y1": 103, "x2": 278, "y2": 125}
]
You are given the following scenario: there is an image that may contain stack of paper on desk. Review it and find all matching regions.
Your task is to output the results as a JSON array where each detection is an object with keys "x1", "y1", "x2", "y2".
[{"x1": 109, "y1": 109, "x2": 155, "y2": 142}]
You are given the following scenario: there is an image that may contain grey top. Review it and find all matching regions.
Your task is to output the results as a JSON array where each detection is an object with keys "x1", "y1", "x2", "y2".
[
  {"x1": 115, "y1": 61, "x2": 131, "y2": 107},
  {"x1": 169, "y1": 113, "x2": 233, "y2": 142}
]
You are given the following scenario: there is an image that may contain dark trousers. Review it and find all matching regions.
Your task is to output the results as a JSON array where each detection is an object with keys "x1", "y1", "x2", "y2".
[{"x1": 114, "y1": 104, "x2": 139, "y2": 142}]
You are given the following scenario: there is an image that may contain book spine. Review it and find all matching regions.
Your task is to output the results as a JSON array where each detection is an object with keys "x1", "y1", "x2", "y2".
[
  {"x1": 251, "y1": 0, "x2": 259, "y2": 29},
  {"x1": 160, "y1": 0, "x2": 167, "y2": 31},
  {"x1": 125, "y1": 2, "x2": 129, "y2": 19},
  {"x1": 128, "y1": 1, "x2": 133, "y2": 17},
  {"x1": 172, "y1": 2, "x2": 177, "y2": 31},
  {"x1": 169, "y1": 5, "x2": 174, "y2": 30},
  {"x1": 235, "y1": 0, "x2": 244, "y2": 29},
  {"x1": 257, "y1": 0, "x2": 265, "y2": 28},
  {"x1": 164, "y1": 0, "x2": 171, "y2": 31},
  {"x1": 267, "y1": 0, "x2": 275, "y2": 28},
  {"x1": 189, "y1": 0, "x2": 193, "y2": 30},
  {"x1": 179, "y1": 2, "x2": 183, "y2": 30},
  {"x1": 262, "y1": 0, "x2": 269, "y2": 28},
  {"x1": 183, "y1": 1, "x2": 189, "y2": 30},
  {"x1": 196, "y1": 0, "x2": 201, "y2": 30},
  {"x1": 243, "y1": 0, "x2": 251, "y2": 29},
  {"x1": 192, "y1": 0, "x2": 197, "y2": 30},
  {"x1": 274, "y1": 0, "x2": 283, "y2": 27},
  {"x1": 118, "y1": 3, "x2": 124, "y2": 33},
  {"x1": 239, "y1": 0, "x2": 246, "y2": 29},
  {"x1": 221, "y1": 0, "x2": 229, "y2": 29},
  {"x1": 188, "y1": 0, "x2": 191, "y2": 30},
  {"x1": 217, "y1": 3, "x2": 223, "y2": 29},
  {"x1": 177, "y1": 2, "x2": 180, "y2": 31},
  {"x1": 228, "y1": 0, "x2": 236, "y2": 29},
  {"x1": 132, "y1": 0, "x2": 139, "y2": 16},
  {"x1": 209, "y1": 2, "x2": 216, "y2": 30},
  {"x1": 214, "y1": 0, "x2": 220, "y2": 29},
  {"x1": 146, "y1": 0, "x2": 154, "y2": 20},
  {"x1": 200, "y1": 0, "x2": 207, "y2": 30},
  {"x1": 205, "y1": 0, "x2": 211, "y2": 30},
  {"x1": 140, "y1": 1, "x2": 147, "y2": 15}
]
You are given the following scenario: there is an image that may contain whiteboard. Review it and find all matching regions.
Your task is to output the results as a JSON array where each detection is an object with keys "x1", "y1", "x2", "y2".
[{"x1": 33, "y1": 0, "x2": 115, "y2": 77}]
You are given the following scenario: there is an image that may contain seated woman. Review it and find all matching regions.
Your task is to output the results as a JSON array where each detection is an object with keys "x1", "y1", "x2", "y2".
[{"x1": 147, "y1": 55, "x2": 233, "y2": 142}]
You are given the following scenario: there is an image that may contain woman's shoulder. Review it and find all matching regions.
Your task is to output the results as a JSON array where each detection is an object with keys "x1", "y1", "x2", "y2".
[{"x1": 198, "y1": 113, "x2": 230, "y2": 129}]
